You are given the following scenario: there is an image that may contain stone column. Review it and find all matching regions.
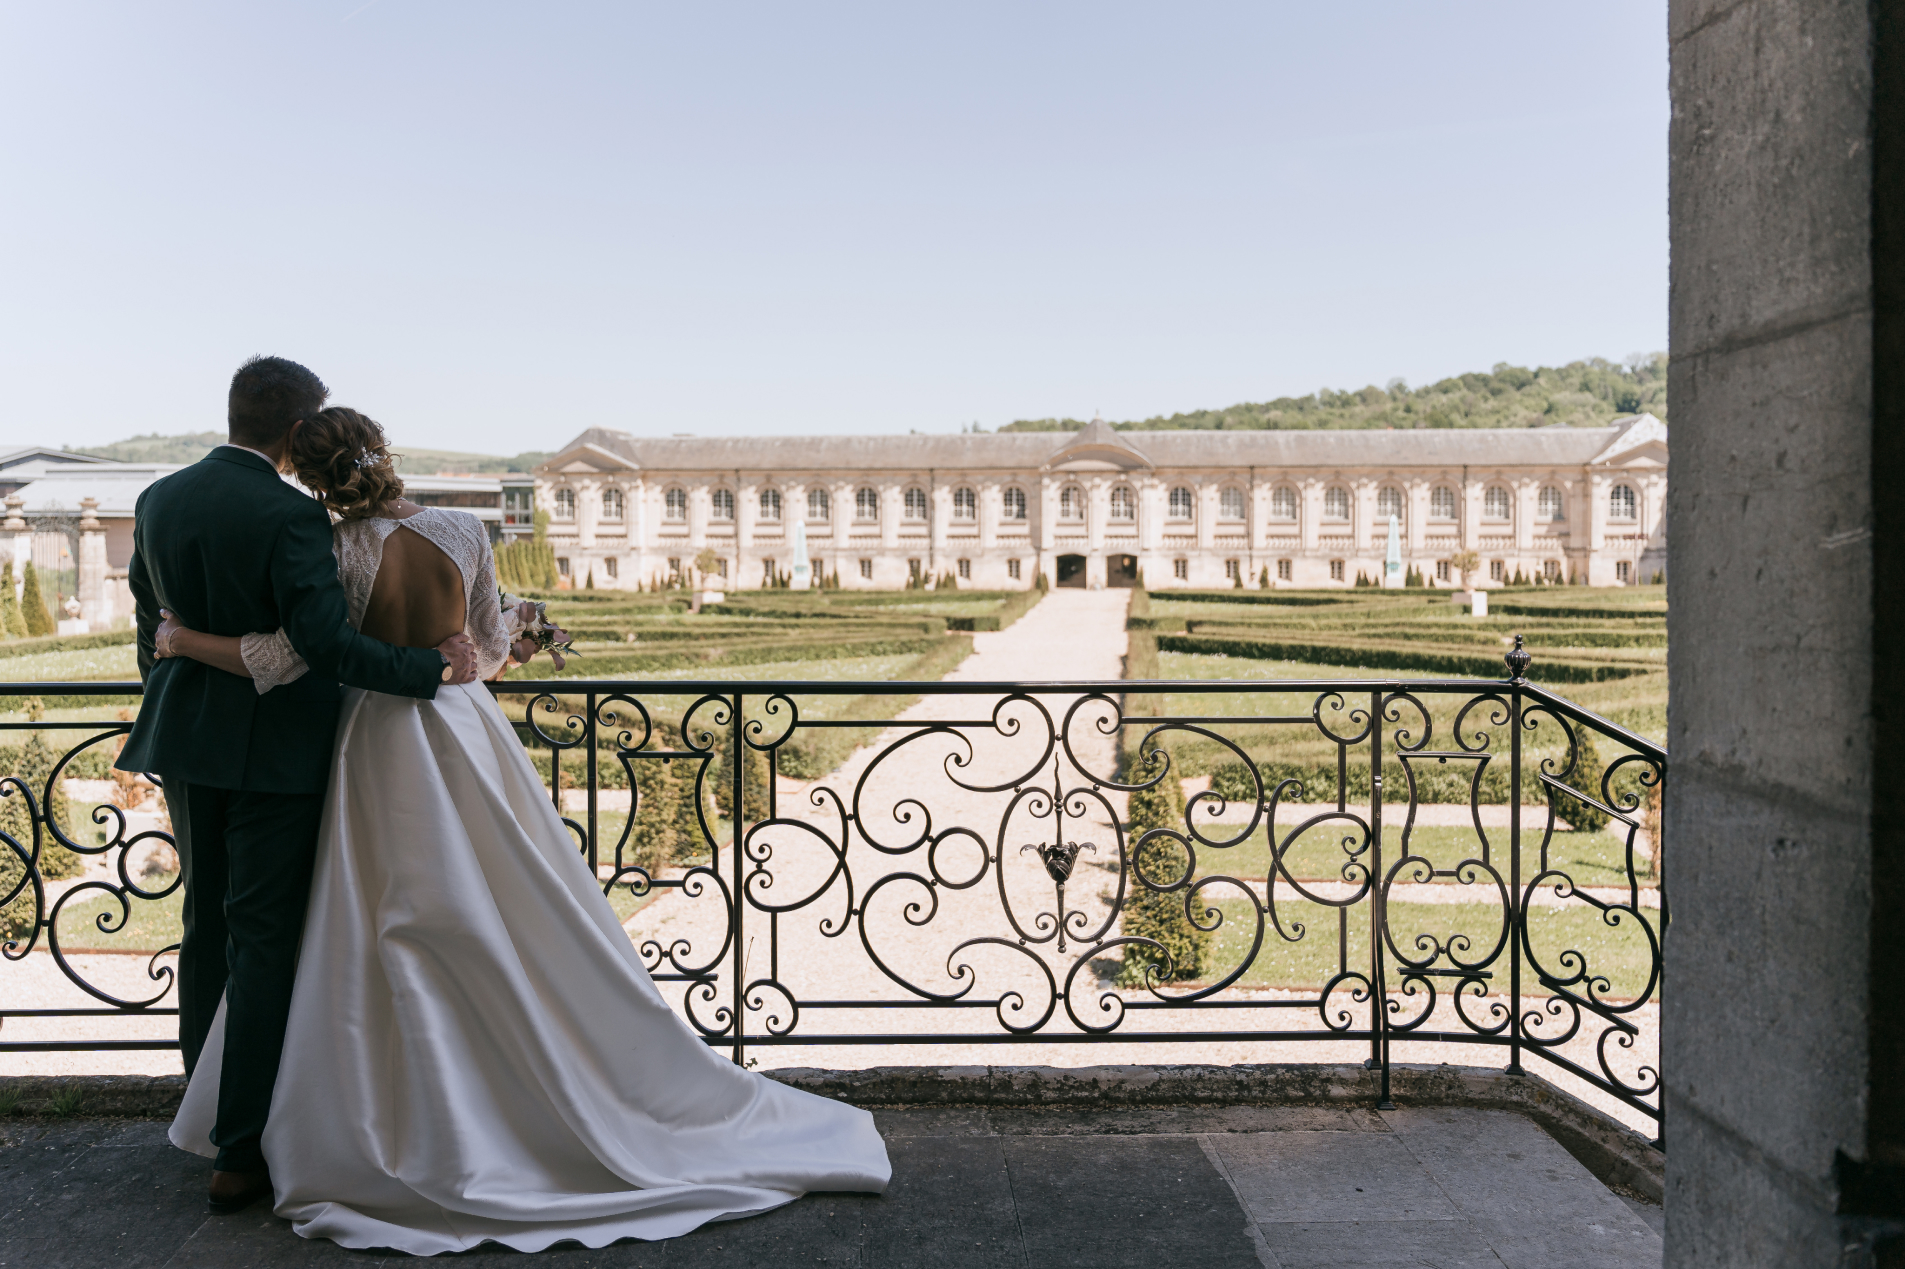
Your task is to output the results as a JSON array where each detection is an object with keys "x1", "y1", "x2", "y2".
[
  {"x1": 1667, "y1": 1, "x2": 1903, "y2": 1260},
  {"x1": 76, "y1": 498, "x2": 106, "y2": 629},
  {"x1": 1299, "y1": 480, "x2": 1322, "y2": 555}
]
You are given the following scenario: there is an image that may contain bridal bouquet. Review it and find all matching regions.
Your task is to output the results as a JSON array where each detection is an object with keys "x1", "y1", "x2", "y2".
[{"x1": 500, "y1": 589, "x2": 576, "y2": 671}]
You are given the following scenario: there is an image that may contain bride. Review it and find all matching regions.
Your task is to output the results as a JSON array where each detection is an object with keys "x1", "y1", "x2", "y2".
[{"x1": 153, "y1": 407, "x2": 889, "y2": 1254}]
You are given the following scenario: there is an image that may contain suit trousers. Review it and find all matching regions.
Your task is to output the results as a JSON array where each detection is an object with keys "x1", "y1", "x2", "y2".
[{"x1": 172, "y1": 782, "x2": 322, "y2": 1175}]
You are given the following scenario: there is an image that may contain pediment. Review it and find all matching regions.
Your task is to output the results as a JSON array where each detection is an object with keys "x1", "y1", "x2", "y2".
[
  {"x1": 537, "y1": 441, "x2": 639, "y2": 476},
  {"x1": 1041, "y1": 417, "x2": 1154, "y2": 472},
  {"x1": 1591, "y1": 414, "x2": 1667, "y2": 466}
]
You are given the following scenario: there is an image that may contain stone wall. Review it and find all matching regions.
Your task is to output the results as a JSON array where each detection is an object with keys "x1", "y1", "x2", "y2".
[{"x1": 1666, "y1": 0, "x2": 1901, "y2": 1261}]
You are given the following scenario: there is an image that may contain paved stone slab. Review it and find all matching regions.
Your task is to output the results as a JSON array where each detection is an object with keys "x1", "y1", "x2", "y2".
[
  {"x1": 1259, "y1": 1218, "x2": 1508, "y2": 1268},
  {"x1": 0, "y1": 1107, "x2": 1660, "y2": 1268},
  {"x1": 1003, "y1": 1135, "x2": 1263, "y2": 1268},
  {"x1": 1212, "y1": 1130, "x2": 1462, "y2": 1225},
  {"x1": 1382, "y1": 1107, "x2": 1660, "y2": 1268},
  {"x1": 0, "y1": 1119, "x2": 210, "y2": 1269}
]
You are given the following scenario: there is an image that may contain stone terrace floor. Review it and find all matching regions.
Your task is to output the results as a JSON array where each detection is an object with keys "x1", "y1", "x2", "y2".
[{"x1": 1, "y1": 1105, "x2": 1662, "y2": 1268}]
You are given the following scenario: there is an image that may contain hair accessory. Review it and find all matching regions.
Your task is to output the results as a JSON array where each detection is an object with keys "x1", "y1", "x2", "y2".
[{"x1": 354, "y1": 447, "x2": 378, "y2": 470}]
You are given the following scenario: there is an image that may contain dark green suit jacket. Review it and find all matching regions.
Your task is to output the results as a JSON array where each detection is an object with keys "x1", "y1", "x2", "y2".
[{"x1": 116, "y1": 447, "x2": 443, "y2": 794}]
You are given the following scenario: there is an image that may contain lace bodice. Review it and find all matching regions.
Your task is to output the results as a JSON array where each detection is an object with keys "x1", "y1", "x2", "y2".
[{"x1": 240, "y1": 508, "x2": 511, "y2": 693}]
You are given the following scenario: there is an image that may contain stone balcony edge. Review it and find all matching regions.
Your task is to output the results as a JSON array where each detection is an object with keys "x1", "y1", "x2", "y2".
[{"x1": 0, "y1": 1061, "x2": 1660, "y2": 1200}]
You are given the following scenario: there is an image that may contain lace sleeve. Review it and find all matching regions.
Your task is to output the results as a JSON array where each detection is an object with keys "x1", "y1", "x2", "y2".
[
  {"x1": 240, "y1": 630, "x2": 309, "y2": 695},
  {"x1": 465, "y1": 528, "x2": 511, "y2": 681}
]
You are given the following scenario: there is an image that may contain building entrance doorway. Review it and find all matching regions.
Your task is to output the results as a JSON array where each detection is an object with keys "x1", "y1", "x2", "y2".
[
  {"x1": 1108, "y1": 554, "x2": 1138, "y2": 588},
  {"x1": 1055, "y1": 554, "x2": 1088, "y2": 588}
]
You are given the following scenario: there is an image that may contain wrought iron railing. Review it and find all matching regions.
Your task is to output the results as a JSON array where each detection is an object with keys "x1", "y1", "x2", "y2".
[{"x1": 0, "y1": 643, "x2": 1666, "y2": 1131}]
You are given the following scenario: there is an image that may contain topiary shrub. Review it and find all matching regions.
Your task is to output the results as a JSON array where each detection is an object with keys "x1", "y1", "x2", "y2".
[
  {"x1": 1551, "y1": 729, "x2": 1611, "y2": 833},
  {"x1": 20, "y1": 564, "x2": 53, "y2": 637},
  {"x1": 1118, "y1": 761, "x2": 1211, "y2": 986}
]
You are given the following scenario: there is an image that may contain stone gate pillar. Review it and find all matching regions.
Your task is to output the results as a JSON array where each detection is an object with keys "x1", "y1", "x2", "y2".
[
  {"x1": 4, "y1": 495, "x2": 25, "y2": 600},
  {"x1": 76, "y1": 497, "x2": 106, "y2": 630}
]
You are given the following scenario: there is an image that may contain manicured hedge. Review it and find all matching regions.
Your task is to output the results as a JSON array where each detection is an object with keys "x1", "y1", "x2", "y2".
[{"x1": 1154, "y1": 633, "x2": 1648, "y2": 684}]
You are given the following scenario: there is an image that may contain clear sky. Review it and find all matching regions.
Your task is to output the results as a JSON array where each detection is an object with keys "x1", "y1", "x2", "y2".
[{"x1": 0, "y1": 3, "x2": 1667, "y2": 452}]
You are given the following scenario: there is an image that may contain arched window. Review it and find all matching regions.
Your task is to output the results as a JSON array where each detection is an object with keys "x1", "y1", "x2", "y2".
[
  {"x1": 1483, "y1": 487, "x2": 1512, "y2": 520},
  {"x1": 952, "y1": 487, "x2": 976, "y2": 520},
  {"x1": 1002, "y1": 487, "x2": 1027, "y2": 520},
  {"x1": 807, "y1": 488, "x2": 829, "y2": 521},
  {"x1": 1270, "y1": 487, "x2": 1298, "y2": 520},
  {"x1": 710, "y1": 489, "x2": 734, "y2": 520},
  {"x1": 600, "y1": 488, "x2": 624, "y2": 520},
  {"x1": 663, "y1": 488, "x2": 686, "y2": 521},
  {"x1": 903, "y1": 487, "x2": 928, "y2": 520},
  {"x1": 1219, "y1": 487, "x2": 1245, "y2": 520},
  {"x1": 1430, "y1": 486, "x2": 1456, "y2": 520},
  {"x1": 1109, "y1": 486, "x2": 1135, "y2": 521},
  {"x1": 1323, "y1": 487, "x2": 1350, "y2": 520},
  {"x1": 1538, "y1": 486, "x2": 1565, "y2": 521},
  {"x1": 1376, "y1": 487, "x2": 1404, "y2": 522},
  {"x1": 1168, "y1": 486, "x2": 1195, "y2": 519},
  {"x1": 1609, "y1": 484, "x2": 1637, "y2": 520},
  {"x1": 1059, "y1": 485, "x2": 1084, "y2": 520},
  {"x1": 855, "y1": 487, "x2": 879, "y2": 520},
  {"x1": 758, "y1": 488, "x2": 781, "y2": 520},
  {"x1": 554, "y1": 488, "x2": 577, "y2": 519}
]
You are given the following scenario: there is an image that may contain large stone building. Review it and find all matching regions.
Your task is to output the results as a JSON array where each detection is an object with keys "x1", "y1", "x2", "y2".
[{"x1": 534, "y1": 414, "x2": 1667, "y2": 590}]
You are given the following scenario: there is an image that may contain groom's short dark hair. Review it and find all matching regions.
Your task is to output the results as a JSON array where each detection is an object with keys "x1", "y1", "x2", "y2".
[{"x1": 228, "y1": 356, "x2": 328, "y2": 449}]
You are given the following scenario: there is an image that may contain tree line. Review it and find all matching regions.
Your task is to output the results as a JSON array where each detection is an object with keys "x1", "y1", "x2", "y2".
[{"x1": 1002, "y1": 354, "x2": 1667, "y2": 434}]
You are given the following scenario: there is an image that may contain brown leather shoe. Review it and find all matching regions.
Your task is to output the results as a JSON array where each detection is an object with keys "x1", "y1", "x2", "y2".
[{"x1": 207, "y1": 1168, "x2": 272, "y2": 1215}]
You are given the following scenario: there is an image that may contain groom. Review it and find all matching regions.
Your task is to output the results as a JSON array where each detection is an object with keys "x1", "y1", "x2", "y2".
[{"x1": 117, "y1": 356, "x2": 480, "y2": 1213}]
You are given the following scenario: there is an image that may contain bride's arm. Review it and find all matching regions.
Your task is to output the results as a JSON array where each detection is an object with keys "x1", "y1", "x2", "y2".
[{"x1": 154, "y1": 611, "x2": 309, "y2": 693}]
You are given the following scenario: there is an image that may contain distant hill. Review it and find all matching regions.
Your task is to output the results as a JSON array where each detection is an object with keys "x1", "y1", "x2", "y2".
[
  {"x1": 1000, "y1": 354, "x2": 1668, "y2": 433},
  {"x1": 74, "y1": 432, "x2": 550, "y2": 474}
]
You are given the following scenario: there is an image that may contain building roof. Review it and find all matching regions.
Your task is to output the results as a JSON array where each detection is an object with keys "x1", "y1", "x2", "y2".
[
  {"x1": 0, "y1": 448, "x2": 112, "y2": 472},
  {"x1": 539, "y1": 415, "x2": 1665, "y2": 477},
  {"x1": 8, "y1": 463, "x2": 187, "y2": 517}
]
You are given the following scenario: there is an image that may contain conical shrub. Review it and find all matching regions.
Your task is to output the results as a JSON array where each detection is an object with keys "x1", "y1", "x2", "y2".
[{"x1": 20, "y1": 564, "x2": 53, "y2": 636}]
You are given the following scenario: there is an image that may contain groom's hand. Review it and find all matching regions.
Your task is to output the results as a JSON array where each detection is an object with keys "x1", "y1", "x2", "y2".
[{"x1": 436, "y1": 633, "x2": 479, "y2": 685}]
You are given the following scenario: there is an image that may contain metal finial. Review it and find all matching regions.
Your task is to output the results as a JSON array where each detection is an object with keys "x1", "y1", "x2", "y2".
[{"x1": 1505, "y1": 633, "x2": 1531, "y2": 682}]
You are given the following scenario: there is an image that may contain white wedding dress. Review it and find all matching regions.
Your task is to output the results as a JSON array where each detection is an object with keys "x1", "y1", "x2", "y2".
[{"x1": 168, "y1": 507, "x2": 889, "y2": 1254}]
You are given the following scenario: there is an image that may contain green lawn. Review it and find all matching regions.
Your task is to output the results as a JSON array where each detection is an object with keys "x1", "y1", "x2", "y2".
[
  {"x1": 1164, "y1": 823, "x2": 1655, "y2": 892},
  {"x1": 1195, "y1": 893, "x2": 1661, "y2": 999},
  {"x1": 0, "y1": 643, "x2": 140, "y2": 682}
]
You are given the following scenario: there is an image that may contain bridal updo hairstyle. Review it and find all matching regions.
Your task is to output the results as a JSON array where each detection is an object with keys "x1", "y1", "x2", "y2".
[{"x1": 288, "y1": 407, "x2": 405, "y2": 520}]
